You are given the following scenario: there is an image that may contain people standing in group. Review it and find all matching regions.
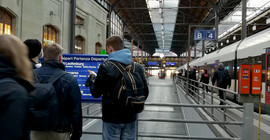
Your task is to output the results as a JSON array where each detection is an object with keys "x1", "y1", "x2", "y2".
[
  {"x1": 212, "y1": 63, "x2": 231, "y2": 106},
  {"x1": 32, "y1": 43, "x2": 82, "y2": 140},
  {"x1": 24, "y1": 39, "x2": 43, "y2": 69},
  {"x1": 200, "y1": 69, "x2": 210, "y2": 92},
  {"x1": 85, "y1": 36, "x2": 149, "y2": 140},
  {"x1": 0, "y1": 34, "x2": 34, "y2": 140}
]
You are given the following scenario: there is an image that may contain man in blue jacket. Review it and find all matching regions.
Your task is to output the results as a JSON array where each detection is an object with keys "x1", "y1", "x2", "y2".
[
  {"x1": 32, "y1": 43, "x2": 82, "y2": 140},
  {"x1": 86, "y1": 36, "x2": 149, "y2": 140},
  {"x1": 212, "y1": 63, "x2": 231, "y2": 106}
]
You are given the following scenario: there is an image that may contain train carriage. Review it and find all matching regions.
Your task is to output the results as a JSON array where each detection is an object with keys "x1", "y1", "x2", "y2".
[{"x1": 180, "y1": 27, "x2": 270, "y2": 114}]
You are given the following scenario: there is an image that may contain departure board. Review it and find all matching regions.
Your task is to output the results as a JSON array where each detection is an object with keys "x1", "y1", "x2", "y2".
[{"x1": 62, "y1": 54, "x2": 108, "y2": 102}]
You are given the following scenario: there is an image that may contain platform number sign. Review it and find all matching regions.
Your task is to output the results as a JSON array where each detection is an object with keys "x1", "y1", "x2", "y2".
[
  {"x1": 205, "y1": 30, "x2": 216, "y2": 40},
  {"x1": 194, "y1": 29, "x2": 216, "y2": 40},
  {"x1": 194, "y1": 30, "x2": 205, "y2": 40}
]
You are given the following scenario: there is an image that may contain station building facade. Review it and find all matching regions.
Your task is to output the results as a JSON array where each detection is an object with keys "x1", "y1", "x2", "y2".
[{"x1": 0, "y1": 0, "x2": 108, "y2": 54}]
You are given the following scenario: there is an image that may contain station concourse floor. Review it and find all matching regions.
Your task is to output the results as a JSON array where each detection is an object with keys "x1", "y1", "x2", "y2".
[{"x1": 81, "y1": 77, "x2": 216, "y2": 140}]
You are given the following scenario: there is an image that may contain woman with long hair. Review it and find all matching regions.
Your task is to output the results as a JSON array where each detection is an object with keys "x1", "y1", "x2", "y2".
[{"x1": 0, "y1": 34, "x2": 34, "y2": 139}]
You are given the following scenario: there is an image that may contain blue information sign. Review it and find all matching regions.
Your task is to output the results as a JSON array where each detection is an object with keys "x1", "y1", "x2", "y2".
[
  {"x1": 165, "y1": 62, "x2": 176, "y2": 66},
  {"x1": 194, "y1": 29, "x2": 205, "y2": 40},
  {"x1": 194, "y1": 29, "x2": 216, "y2": 40},
  {"x1": 148, "y1": 62, "x2": 158, "y2": 66},
  {"x1": 205, "y1": 30, "x2": 216, "y2": 40},
  {"x1": 62, "y1": 54, "x2": 108, "y2": 102}
]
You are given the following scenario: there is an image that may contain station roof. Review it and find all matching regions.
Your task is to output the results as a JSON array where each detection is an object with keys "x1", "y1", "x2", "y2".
[{"x1": 107, "y1": 0, "x2": 242, "y2": 56}]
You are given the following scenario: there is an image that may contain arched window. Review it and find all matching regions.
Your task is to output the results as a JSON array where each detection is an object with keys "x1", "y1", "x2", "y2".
[
  {"x1": 0, "y1": 9, "x2": 12, "y2": 35},
  {"x1": 43, "y1": 25, "x2": 59, "y2": 45},
  {"x1": 75, "y1": 36, "x2": 85, "y2": 54}
]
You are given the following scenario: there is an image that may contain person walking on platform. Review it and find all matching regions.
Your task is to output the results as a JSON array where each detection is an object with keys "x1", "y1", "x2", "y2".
[
  {"x1": 85, "y1": 36, "x2": 149, "y2": 140},
  {"x1": 189, "y1": 66, "x2": 197, "y2": 95},
  {"x1": 24, "y1": 39, "x2": 43, "y2": 69},
  {"x1": 32, "y1": 43, "x2": 82, "y2": 140},
  {"x1": 212, "y1": 63, "x2": 231, "y2": 106},
  {"x1": 0, "y1": 35, "x2": 34, "y2": 140},
  {"x1": 200, "y1": 69, "x2": 210, "y2": 92}
]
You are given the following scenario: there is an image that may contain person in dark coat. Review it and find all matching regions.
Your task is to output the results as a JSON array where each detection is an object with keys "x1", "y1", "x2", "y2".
[
  {"x1": 32, "y1": 43, "x2": 82, "y2": 140},
  {"x1": 86, "y1": 36, "x2": 149, "y2": 140},
  {"x1": 0, "y1": 34, "x2": 34, "y2": 140},
  {"x1": 200, "y1": 69, "x2": 210, "y2": 92},
  {"x1": 212, "y1": 63, "x2": 231, "y2": 106},
  {"x1": 189, "y1": 66, "x2": 197, "y2": 95}
]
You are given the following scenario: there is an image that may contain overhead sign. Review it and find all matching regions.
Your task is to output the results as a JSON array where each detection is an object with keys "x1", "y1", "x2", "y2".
[
  {"x1": 62, "y1": 54, "x2": 108, "y2": 102},
  {"x1": 194, "y1": 29, "x2": 205, "y2": 40},
  {"x1": 194, "y1": 29, "x2": 216, "y2": 40},
  {"x1": 155, "y1": 48, "x2": 170, "y2": 53},
  {"x1": 148, "y1": 62, "x2": 158, "y2": 66},
  {"x1": 166, "y1": 62, "x2": 176, "y2": 66},
  {"x1": 205, "y1": 30, "x2": 216, "y2": 40}
]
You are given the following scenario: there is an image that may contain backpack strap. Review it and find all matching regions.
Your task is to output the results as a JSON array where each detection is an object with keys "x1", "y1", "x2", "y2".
[
  {"x1": 48, "y1": 72, "x2": 68, "y2": 84},
  {"x1": 110, "y1": 61, "x2": 137, "y2": 90},
  {"x1": 110, "y1": 61, "x2": 125, "y2": 75}
]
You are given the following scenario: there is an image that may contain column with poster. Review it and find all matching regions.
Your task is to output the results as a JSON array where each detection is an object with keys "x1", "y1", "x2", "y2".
[{"x1": 62, "y1": 54, "x2": 108, "y2": 102}]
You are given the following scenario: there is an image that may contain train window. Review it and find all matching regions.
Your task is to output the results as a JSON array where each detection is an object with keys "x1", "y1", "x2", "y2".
[
  {"x1": 42, "y1": 25, "x2": 59, "y2": 45},
  {"x1": 75, "y1": 36, "x2": 85, "y2": 54},
  {"x1": 0, "y1": 9, "x2": 12, "y2": 35}
]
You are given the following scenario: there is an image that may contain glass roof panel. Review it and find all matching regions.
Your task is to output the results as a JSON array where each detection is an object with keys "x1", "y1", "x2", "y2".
[{"x1": 146, "y1": 0, "x2": 180, "y2": 56}]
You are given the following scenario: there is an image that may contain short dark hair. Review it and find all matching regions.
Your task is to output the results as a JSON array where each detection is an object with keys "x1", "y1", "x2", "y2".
[{"x1": 106, "y1": 36, "x2": 123, "y2": 51}]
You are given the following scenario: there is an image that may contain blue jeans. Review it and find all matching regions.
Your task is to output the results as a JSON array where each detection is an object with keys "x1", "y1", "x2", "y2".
[{"x1": 102, "y1": 121, "x2": 136, "y2": 140}]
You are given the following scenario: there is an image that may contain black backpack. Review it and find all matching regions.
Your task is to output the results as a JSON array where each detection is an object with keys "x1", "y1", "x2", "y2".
[
  {"x1": 110, "y1": 61, "x2": 146, "y2": 114},
  {"x1": 220, "y1": 70, "x2": 231, "y2": 87},
  {"x1": 29, "y1": 71, "x2": 67, "y2": 131}
]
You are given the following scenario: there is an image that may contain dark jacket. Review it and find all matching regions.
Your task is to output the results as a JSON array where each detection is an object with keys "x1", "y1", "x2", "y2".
[
  {"x1": 212, "y1": 67, "x2": 231, "y2": 88},
  {"x1": 189, "y1": 69, "x2": 197, "y2": 80},
  {"x1": 35, "y1": 60, "x2": 82, "y2": 140},
  {"x1": 87, "y1": 49, "x2": 149, "y2": 123},
  {"x1": 200, "y1": 72, "x2": 210, "y2": 84},
  {"x1": 0, "y1": 55, "x2": 34, "y2": 140},
  {"x1": 89, "y1": 61, "x2": 149, "y2": 123}
]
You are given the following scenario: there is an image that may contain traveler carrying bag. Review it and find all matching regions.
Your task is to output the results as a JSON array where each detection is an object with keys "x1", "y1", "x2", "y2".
[
  {"x1": 220, "y1": 70, "x2": 231, "y2": 87},
  {"x1": 110, "y1": 61, "x2": 146, "y2": 114},
  {"x1": 29, "y1": 72, "x2": 67, "y2": 131}
]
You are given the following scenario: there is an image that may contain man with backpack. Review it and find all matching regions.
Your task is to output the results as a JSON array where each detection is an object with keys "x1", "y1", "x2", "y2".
[
  {"x1": 85, "y1": 36, "x2": 149, "y2": 140},
  {"x1": 31, "y1": 43, "x2": 82, "y2": 140},
  {"x1": 212, "y1": 63, "x2": 231, "y2": 106}
]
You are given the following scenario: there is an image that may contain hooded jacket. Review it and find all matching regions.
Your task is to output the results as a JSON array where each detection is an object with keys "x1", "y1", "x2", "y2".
[
  {"x1": 0, "y1": 55, "x2": 34, "y2": 140},
  {"x1": 87, "y1": 49, "x2": 149, "y2": 123},
  {"x1": 212, "y1": 64, "x2": 231, "y2": 88},
  {"x1": 35, "y1": 60, "x2": 82, "y2": 140}
]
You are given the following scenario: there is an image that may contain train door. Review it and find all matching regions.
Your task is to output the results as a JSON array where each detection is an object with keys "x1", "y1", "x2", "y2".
[{"x1": 265, "y1": 53, "x2": 270, "y2": 104}]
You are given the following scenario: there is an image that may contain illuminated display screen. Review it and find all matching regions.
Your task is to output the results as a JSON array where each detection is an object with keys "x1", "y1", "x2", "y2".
[{"x1": 148, "y1": 62, "x2": 158, "y2": 65}]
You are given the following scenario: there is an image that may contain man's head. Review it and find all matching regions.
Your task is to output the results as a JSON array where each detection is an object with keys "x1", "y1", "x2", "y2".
[
  {"x1": 43, "y1": 43, "x2": 64, "y2": 61},
  {"x1": 106, "y1": 36, "x2": 123, "y2": 54},
  {"x1": 218, "y1": 63, "x2": 224, "y2": 69},
  {"x1": 24, "y1": 39, "x2": 42, "y2": 59}
]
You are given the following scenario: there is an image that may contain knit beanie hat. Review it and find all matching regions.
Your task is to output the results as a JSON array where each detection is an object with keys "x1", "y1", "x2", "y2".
[{"x1": 24, "y1": 39, "x2": 42, "y2": 58}]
